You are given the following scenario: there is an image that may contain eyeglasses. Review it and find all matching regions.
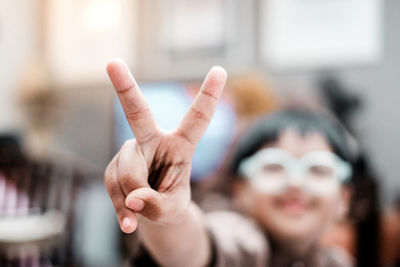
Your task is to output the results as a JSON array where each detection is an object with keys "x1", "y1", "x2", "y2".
[{"x1": 238, "y1": 148, "x2": 352, "y2": 196}]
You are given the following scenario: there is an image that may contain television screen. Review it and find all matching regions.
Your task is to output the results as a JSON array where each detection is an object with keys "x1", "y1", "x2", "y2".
[{"x1": 113, "y1": 82, "x2": 236, "y2": 181}]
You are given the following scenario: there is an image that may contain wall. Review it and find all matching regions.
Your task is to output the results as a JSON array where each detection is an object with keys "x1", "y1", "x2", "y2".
[
  {"x1": 0, "y1": 0, "x2": 39, "y2": 132},
  {"x1": 343, "y1": 0, "x2": 400, "y2": 204}
]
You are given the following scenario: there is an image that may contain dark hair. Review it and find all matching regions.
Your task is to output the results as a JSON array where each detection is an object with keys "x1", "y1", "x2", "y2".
[{"x1": 229, "y1": 109, "x2": 354, "y2": 177}]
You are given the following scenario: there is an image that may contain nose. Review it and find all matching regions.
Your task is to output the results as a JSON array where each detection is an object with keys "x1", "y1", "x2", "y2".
[{"x1": 286, "y1": 172, "x2": 304, "y2": 188}]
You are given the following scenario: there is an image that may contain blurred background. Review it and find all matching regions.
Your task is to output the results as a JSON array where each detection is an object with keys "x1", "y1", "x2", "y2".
[{"x1": 0, "y1": 0, "x2": 399, "y2": 266}]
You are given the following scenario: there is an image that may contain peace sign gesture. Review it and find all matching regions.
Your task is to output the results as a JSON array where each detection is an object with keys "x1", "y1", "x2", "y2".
[{"x1": 104, "y1": 59, "x2": 227, "y2": 233}]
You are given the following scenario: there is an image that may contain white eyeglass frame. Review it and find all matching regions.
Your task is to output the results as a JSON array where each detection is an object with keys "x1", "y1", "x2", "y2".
[{"x1": 238, "y1": 148, "x2": 352, "y2": 195}]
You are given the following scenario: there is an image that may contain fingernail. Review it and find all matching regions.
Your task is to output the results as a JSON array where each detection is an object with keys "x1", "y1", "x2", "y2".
[
  {"x1": 127, "y1": 198, "x2": 145, "y2": 212},
  {"x1": 122, "y1": 217, "x2": 132, "y2": 231}
]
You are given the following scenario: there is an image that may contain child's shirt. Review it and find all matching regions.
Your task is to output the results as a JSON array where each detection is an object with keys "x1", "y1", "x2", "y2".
[{"x1": 130, "y1": 210, "x2": 354, "y2": 267}]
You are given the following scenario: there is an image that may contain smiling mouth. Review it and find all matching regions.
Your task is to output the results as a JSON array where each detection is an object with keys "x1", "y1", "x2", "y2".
[{"x1": 277, "y1": 199, "x2": 310, "y2": 215}]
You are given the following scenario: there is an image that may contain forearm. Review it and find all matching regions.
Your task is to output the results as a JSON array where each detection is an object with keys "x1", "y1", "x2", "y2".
[{"x1": 137, "y1": 201, "x2": 211, "y2": 267}]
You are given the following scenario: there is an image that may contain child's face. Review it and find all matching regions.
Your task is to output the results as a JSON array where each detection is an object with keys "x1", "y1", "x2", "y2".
[{"x1": 234, "y1": 129, "x2": 350, "y2": 246}]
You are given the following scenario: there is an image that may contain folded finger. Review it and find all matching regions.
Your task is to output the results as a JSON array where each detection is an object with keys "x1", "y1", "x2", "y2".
[
  {"x1": 117, "y1": 139, "x2": 149, "y2": 195},
  {"x1": 105, "y1": 154, "x2": 138, "y2": 233}
]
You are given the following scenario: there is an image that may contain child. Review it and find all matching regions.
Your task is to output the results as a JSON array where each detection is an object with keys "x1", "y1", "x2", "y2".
[{"x1": 105, "y1": 59, "x2": 354, "y2": 267}]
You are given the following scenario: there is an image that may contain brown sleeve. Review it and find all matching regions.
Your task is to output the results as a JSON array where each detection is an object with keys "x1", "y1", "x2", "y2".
[
  {"x1": 129, "y1": 211, "x2": 269, "y2": 267},
  {"x1": 204, "y1": 211, "x2": 270, "y2": 267}
]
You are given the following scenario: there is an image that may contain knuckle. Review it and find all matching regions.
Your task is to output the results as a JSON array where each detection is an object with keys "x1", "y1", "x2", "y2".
[
  {"x1": 176, "y1": 128, "x2": 195, "y2": 145},
  {"x1": 201, "y1": 89, "x2": 218, "y2": 101},
  {"x1": 126, "y1": 107, "x2": 149, "y2": 122},
  {"x1": 117, "y1": 84, "x2": 135, "y2": 94},
  {"x1": 189, "y1": 107, "x2": 210, "y2": 121}
]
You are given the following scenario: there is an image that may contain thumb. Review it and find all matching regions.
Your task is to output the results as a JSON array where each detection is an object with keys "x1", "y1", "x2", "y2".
[{"x1": 125, "y1": 187, "x2": 164, "y2": 221}]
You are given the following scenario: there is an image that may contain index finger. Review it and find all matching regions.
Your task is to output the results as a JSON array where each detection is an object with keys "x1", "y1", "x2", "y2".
[
  {"x1": 107, "y1": 59, "x2": 158, "y2": 145},
  {"x1": 177, "y1": 66, "x2": 227, "y2": 146}
]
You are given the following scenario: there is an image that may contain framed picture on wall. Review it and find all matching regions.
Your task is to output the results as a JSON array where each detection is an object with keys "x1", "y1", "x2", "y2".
[
  {"x1": 260, "y1": 0, "x2": 383, "y2": 70},
  {"x1": 159, "y1": 0, "x2": 231, "y2": 54}
]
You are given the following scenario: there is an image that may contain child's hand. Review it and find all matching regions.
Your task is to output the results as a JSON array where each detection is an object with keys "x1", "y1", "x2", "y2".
[{"x1": 104, "y1": 59, "x2": 227, "y2": 233}]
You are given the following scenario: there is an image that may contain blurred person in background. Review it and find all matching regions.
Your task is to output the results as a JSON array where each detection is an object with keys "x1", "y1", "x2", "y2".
[{"x1": 105, "y1": 60, "x2": 355, "y2": 267}]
